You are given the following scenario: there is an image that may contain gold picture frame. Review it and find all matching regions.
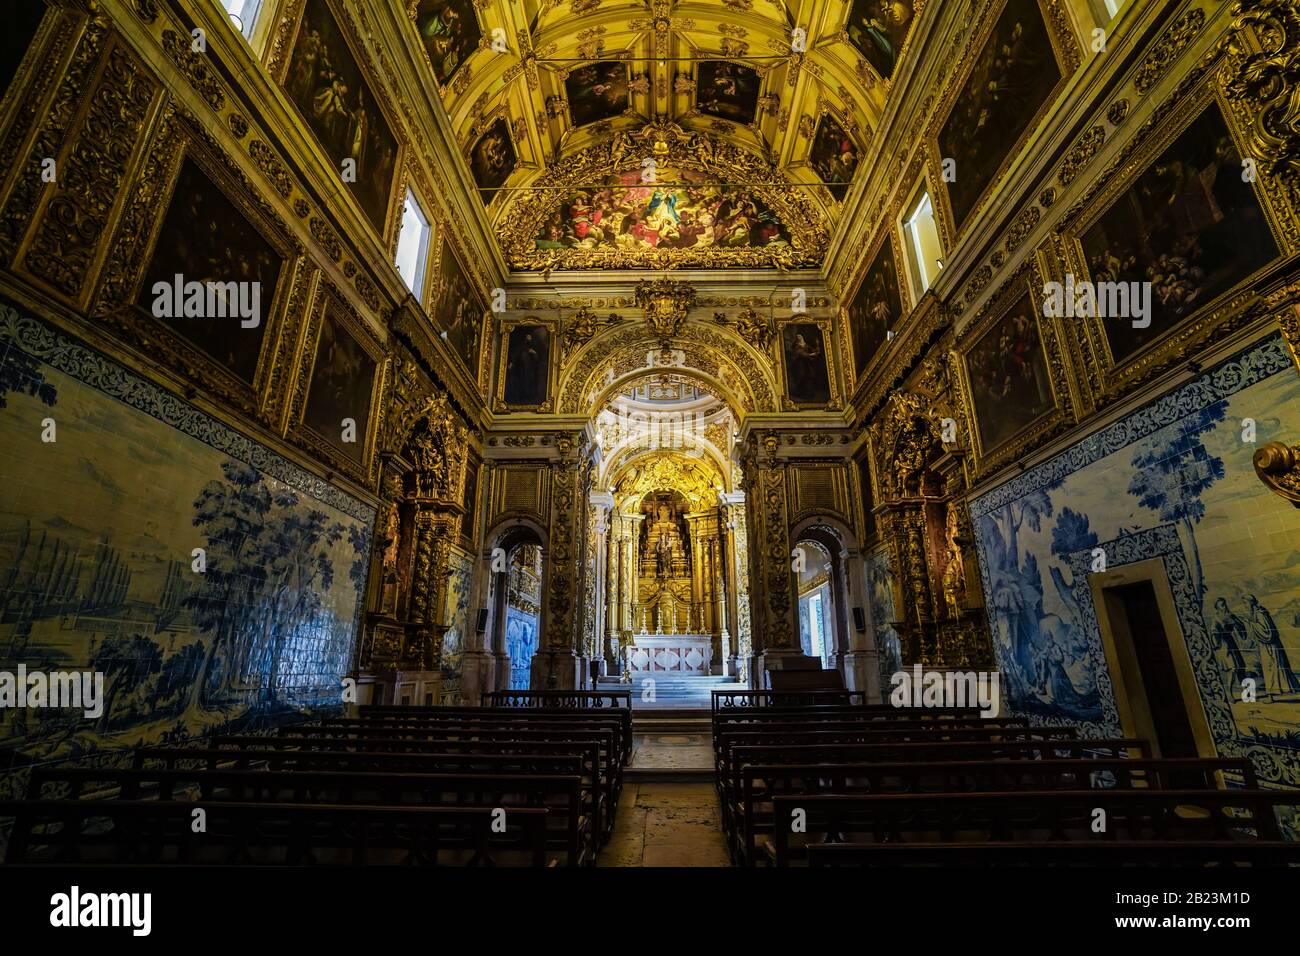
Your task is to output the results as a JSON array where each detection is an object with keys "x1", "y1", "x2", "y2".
[
  {"x1": 840, "y1": 221, "x2": 911, "y2": 391},
  {"x1": 94, "y1": 112, "x2": 304, "y2": 426},
  {"x1": 952, "y1": 261, "x2": 1076, "y2": 478},
  {"x1": 929, "y1": 0, "x2": 1081, "y2": 245},
  {"x1": 1053, "y1": 77, "x2": 1300, "y2": 405},
  {"x1": 270, "y1": 0, "x2": 406, "y2": 249},
  {"x1": 432, "y1": 236, "x2": 489, "y2": 389},
  {"x1": 494, "y1": 315, "x2": 558, "y2": 413},
  {"x1": 291, "y1": 279, "x2": 387, "y2": 485},
  {"x1": 777, "y1": 315, "x2": 843, "y2": 411}
]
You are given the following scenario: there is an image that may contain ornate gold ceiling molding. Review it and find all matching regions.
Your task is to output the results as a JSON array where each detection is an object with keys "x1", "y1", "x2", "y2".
[
  {"x1": 497, "y1": 122, "x2": 830, "y2": 270},
  {"x1": 558, "y1": 318, "x2": 780, "y2": 414},
  {"x1": 608, "y1": 449, "x2": 728, "y2": 514}
]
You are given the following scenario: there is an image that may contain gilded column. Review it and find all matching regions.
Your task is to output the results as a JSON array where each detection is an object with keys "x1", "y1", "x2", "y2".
[{"x1": 537, "y1": 431, "x2": 591, "y2": 689}]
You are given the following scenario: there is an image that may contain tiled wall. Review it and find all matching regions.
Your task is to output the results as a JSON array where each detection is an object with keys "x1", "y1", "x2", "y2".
[
  {"x1": 0, "y1": 297, "x2": 373, "y2": 801},
  {"x1": 971, "y1": 334, "x2": 1300, "y2": 789}
]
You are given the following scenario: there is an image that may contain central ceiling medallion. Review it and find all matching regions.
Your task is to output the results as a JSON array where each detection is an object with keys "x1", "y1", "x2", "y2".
[{"x1": 636, "y1": 278, "x2": 696, "y2": 348}]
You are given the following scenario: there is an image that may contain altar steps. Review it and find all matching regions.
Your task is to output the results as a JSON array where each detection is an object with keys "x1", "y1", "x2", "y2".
[{"x1": 595, "y1": 675, "x2": 744, "y2": 710}]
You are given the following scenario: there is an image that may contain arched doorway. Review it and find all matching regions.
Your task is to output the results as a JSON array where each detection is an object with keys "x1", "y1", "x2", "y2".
[
  {"x1": 794, "y1": 538, "x2": 835, "y2": 667},
  {"x1": 790, "y1": 519, "x2": 869, "y2": 686},
  {"x1": 482, "y1": 523, "x2": 546, "y2": 691}
]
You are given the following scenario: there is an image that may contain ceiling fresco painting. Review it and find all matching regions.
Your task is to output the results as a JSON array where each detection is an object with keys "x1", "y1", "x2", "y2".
[
  {"x1": 565, "y1": 61, "x2": 632, "y2": 127},
  {"x1": 413, "y1": 0, "x2": 482, "y2": 88},
  {"x1": 695, "y1": 61, "x2": 762, "y2": 124},
  {"x1": 415, "y1": 0, "x2": 902, "y2": 273}
]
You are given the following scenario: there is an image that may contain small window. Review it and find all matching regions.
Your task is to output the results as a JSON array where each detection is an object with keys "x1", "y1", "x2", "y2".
[
  {"x1": 395, "y1": 188, "x2": 433, "y2": 297},
  {"x1": 901, "y1": 185, "x2": 943, "y2": 300},
  {"x1": 1089, "y1": 0, "x2": 1125, "y2": 24},
  {"x1": 221, "y1": 0, "x2": 263, "y2": 40}
]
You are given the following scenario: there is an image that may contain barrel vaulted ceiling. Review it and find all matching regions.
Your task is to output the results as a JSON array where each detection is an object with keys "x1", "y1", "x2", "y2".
[{"x1": 404, "y1": 0, "x2": 923, "y2": 272}]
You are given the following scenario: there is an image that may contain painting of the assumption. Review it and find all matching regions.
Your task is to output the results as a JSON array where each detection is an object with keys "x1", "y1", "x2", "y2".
[
  {"x1": 285, "y1": 0, "x2": 398, "y2": 232},
  {"x1": 0, "y1": 0, "x2": 47, "y2": 99},
  {"x1": 938, "y1": 0, "x2": 1062, "y2": 231},
  {"x1": 782, "y1": 323, "x2": 832, "y2": 405},
  {"x1": 0, "y1": 313, "x2": 370, "y2": 799},
  {"x1": 696, "y1": 61, "x2": 761, "y2": 124},
  {"x1": 809, "y1": 115, "x2": 860, "y2": 203},
  {"x1": 414, "y1": 0, "x2": 481, "y2": 87},
  {"x1": 965, "y1": 292, "x2": 1054, "y2": 452},
  {"x1": 470, "y1": 118, "x2": 517, "y2": 205},
  {"x1": 565, "y1": 61, "x2": 629, "y2": 127},
  {"x1": 845, "y1": 0, "x2": 916, "y2": 81},
  {"x1": 847, "y1": 240, "x2": 904, "y2": 377},
  {"x1": 534, "y1": 170, "x2": 791, "y2": 255},
  {"x1": 303, "y1": 307, "x2": 376, "y2": 463},
  {"x1": 972, "y1": 338, "x2": 1300, "y2": 787},
  {"x1": 435, "y1": 243, "x2": 484, "y2": 377},
  {"x1": 1079, "y1": 103, "x2": 1280, "y2": 364},
  {"x1": 503, "y1": 324, "x2": 550, "y2": 407},
  {"x1": 138, "y1": 158, "x2": 284, "y2": 384}
]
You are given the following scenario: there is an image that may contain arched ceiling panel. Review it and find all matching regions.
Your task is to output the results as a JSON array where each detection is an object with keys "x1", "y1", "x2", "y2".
[{"x1": 404, "y1": 0, "x2": 925, "y2": 272}]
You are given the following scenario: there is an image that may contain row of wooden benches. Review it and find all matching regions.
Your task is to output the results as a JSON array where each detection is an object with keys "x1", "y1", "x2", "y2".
[
  {"x1": 708, "y1": 701, "x2": 1300, "y2": 867},
  {"x1": 2, "y1": 705, "x2": 635, "y2": 867}
]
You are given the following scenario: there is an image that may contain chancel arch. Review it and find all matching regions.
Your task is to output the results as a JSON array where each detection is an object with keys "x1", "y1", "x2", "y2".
[{"x1": 558, "y1": 320, "x2": 781, "y2": 416}]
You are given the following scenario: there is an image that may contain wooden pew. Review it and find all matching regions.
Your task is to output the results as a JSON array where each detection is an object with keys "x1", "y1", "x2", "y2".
[
  {"x1": 26, "y1": 767, "x2": 593, "y2": 866},
  {"x1": 479, "y1": 690, "x2": 632, "y2": 710},
  {"x1": 136, "y1": 743, "x2": 608, "y2": 842},
  {"x1": 711, "y1": 715, "x2": 1030, "y2": 762},
  {"x1": 212, "y1": 730, "x2": 622, "y2": 836},
  {"x1": 711, "y1": 690, "x2": 868, "y2": 714},
  {"x1": 335, "y1": 707, "x2": 633, "y2": 763},
  {"x1": 727, "y1": 757, "x2": 1253, "y2": 866},
  {"x1": 715, "y1": 725, "x2": 1079, "y2": 781},
  {"x1": 1, "y1": 799, "x2": 552, "y2": 866},
  {"x1": 718, "y1": 738, "x2": 1150, "y2": 816},
  {"x1": 768, "y1": 789, "x2": 1293, "y2": 865},
  {"x1": 806, "y1": 841, "x2": 1300, "y2": 867}
]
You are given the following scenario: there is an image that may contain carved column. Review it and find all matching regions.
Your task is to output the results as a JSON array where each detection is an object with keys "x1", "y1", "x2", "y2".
[
  {"x1": 535, "y1": 431, "x2": 591, "y2": 689},
  {"x1": 589, "y1": 492, "x2": 614, "y2": 677},
  {"x1": 721, "y1": 492, "x2": 752, "y2": 683},
  {"x1": 738, "y1": 432, "x2": 800, "y2": 686}
]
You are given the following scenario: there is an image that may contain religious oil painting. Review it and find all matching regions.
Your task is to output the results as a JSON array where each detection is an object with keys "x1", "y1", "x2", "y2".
[
  {"x1": 696, "y1": 61, "x2": 761, "y2": 124},
  {"x1": 469, "y1": 117, "x2": 517, "y2": 205},
  {"x1": 435, "y1": 241, "x2": 485, "y2": 378},
  {"x1": 782, "y1": 323, "x2": 832, "y2": 406},
  {"x1": 845, "y1": 0, "x2": 917, "y2": 81},
  {"x1": 937, "y1": 0, "x2": 1062, "y2": 232},
  {"x1": 809, "y1": 114, "x2": 860, "y2": 203},
  {"x1": 503, "y1": 324, "x2": 550, "y2": 407},
  {"x1": 1078, "y1": 102, "x2": 1281, "y2": 365},
  {"x1": 0, "y1": 301, "x2": 371, "y2": 802},
  {"x1": 847, "y1": 239, "x2": 904, "y2": 377},
  {"x1": 414, "y1": 0, "x2": 481, "y2": 87},
  {"x1": 534, "y1": 168, "x2": 791, "y2": 255},
  {"x1": 137, "y1": 157, "x2": 284, "y2": 385},
  {"x1": 964, "y1": 291, "x2": 1054, "y2": 453},
  {"x1": 303, "y1": 306, "x2": 377, "y2": 463},
  {"x1": 0, "y1": 0, "x2": 47, "y2": 100},
  {"x1": 565, "y1": 61, "x2": 629, "y2": 127},
  {"x1": 972, "y1": 336, "x2": 1300, "y2": 789},
  {"x1": 285, "y1": 0, "x2": 399, "y2": 232}
]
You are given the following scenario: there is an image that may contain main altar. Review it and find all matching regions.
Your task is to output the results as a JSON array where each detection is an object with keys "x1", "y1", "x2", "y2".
[{"x1": 622, "y1": 491, "x2": 720, "y2": 675}]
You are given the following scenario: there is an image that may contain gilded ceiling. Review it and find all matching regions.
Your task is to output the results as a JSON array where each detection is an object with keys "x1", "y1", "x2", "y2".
[{"x1": 407, "y1": 0, "x2": 923, "y2": 271}]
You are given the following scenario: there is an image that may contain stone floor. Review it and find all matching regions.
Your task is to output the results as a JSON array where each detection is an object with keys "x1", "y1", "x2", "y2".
[
  {"x1": 599, "y1": 781, "x2": 730, "y2": 867},
  {"x1": 629, "y1": 732, "x2": 715, "y2": 770},
  {"x1": 600, "y1": 731, "x2": 730, "y2": 867}
]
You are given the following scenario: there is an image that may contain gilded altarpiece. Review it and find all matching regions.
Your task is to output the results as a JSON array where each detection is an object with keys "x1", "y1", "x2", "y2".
[{"x1": 867, "y1": 359, "x2": 992, "y2": 671}]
